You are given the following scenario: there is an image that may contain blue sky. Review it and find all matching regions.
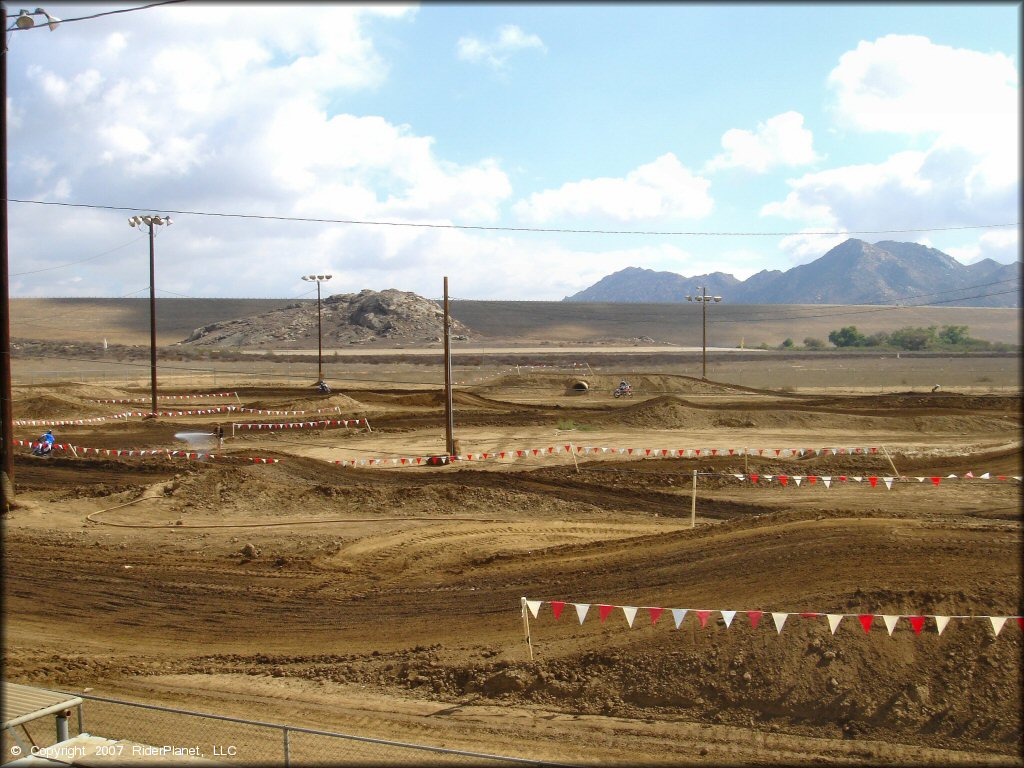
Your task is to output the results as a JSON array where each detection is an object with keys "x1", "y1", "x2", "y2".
[{"x1": 4, "y1": 2, "x2": 1019, "y2": 301}]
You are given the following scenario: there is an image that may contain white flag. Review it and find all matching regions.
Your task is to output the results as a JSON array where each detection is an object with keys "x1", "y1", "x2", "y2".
[
  {"x1": 525, "y1": 599, "x2": 542, "y2": 619},
  {"x1": 827, "y1": 614, "x2": 843, "y2": 634},
  {"x1": 721, "y1": 610, "x2": 736, "y2": 628},
  {"x1": 671, "y1": 608, "x2": 688, "y2": 629},
  {"x1": 622, "y1": 606, "x2": 638, "y2": 628},
  {"x1": 883, "y1": 615, "x2": 899, "y2": 636},
  {"x1": 934, "y1": 615, "x2": 951, "y2": 635},
  {"x1": 772, "y1": 612, "x2": 788, "y2": 634},
  {"x1": 989, "y1": 616, "x2": 1007, "y2": 636},
  {"x1": 574, "y1": 603, "x2": 590, "y2": 624}
]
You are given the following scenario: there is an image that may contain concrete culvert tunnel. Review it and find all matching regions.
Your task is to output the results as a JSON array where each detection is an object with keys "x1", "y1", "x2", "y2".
[{"x1": 567, "y1": 379, "x2": 590, "y2": 394}]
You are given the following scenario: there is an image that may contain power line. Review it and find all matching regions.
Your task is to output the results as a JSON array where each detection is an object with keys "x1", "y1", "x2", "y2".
[
  {"x1": 4, "y1": 1, "x2": 185, "y2": 31},
  {"x1": 10, "y1": 235, "x2": 146, "y2": 276},
  {"x1": 8, "y1": 199, "x2": 1018, "y2": 237}
]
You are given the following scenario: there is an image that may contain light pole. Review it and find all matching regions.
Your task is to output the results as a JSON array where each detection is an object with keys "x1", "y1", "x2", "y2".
[
  {"x1": 686, "y1": 286, "x2": 722, "y2": 380},
  {"x1": 128, "y1": 215, "x2": 172, "y2": 415},
  {"x1": 301, "y1": 274, "x2": 332, "y2": 384},
  {"x1": 2, "y1": 5, "x2": 61, "y2": 501}
]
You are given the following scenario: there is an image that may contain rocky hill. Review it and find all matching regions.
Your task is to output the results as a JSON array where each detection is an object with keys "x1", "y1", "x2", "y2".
[
  {"x1": 565, "y1": 239, "x2": 1021, "y2": 307},
  {"x1": 181, "y1": 289, "x2": 471, "y2": 348}
]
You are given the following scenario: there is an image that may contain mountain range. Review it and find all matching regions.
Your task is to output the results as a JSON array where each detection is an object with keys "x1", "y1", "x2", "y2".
[{"x1": 563, "y1": 239, "x2": 1021, "y2": 307}]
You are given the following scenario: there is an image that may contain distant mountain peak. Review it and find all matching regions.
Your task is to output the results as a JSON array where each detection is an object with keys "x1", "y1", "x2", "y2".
[{"x1": 563, "y1": 240, "x2": 1019, "y2": 307}]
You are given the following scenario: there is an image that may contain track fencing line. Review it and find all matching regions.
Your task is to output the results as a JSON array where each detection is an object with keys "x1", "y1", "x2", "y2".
[{"x1": 56, "y1": 692, "x2": 570, "y2": 767}]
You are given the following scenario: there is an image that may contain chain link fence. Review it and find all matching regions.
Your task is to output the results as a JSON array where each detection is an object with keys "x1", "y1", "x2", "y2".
[{"x1": 3, "y1": 692, "x2": 562, "y2": 767}]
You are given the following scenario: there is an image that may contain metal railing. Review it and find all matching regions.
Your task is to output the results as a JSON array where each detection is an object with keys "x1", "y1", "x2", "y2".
[{"x1": 3, "y1": 691, "x2": 568, "y2": 767}]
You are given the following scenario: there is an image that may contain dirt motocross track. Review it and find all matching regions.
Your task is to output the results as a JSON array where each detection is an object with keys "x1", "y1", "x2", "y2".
[{"x1": 3, "y1": 372, "x2": 1022, "y2": 766}]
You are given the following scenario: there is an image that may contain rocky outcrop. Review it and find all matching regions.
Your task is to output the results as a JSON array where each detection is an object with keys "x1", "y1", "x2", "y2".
[{"x1": 182, "y1": 289, "x2": 472, "y2": 348}]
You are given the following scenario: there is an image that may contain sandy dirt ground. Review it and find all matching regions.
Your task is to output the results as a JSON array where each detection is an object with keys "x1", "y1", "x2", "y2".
[{"x1": 3, "y1": 370, "x2": 1022, "y2": 766}]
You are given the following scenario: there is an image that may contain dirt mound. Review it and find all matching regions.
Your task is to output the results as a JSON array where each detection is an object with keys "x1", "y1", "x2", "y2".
[
  {"x1": 612, "y1": 395, "x2": 1021, "y2": 434},
  {"x1": 12, "y1": 389, "x2": 122, "y2": 420}
]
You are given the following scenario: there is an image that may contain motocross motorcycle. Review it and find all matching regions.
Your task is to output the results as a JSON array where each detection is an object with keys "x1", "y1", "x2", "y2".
[{"x1": 613, "y1": 384, "x2": 633, "y2": 399}]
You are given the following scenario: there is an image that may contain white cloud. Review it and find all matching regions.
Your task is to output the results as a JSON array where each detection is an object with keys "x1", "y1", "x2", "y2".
[
  {"x1": 457, "y1": 24, "x2": 545, "y2": 68},
  {"x1": 514, "y1": 153, "x2": 713, "y2": 224},
  {"x1": 762, "y1": 35, "x2": 1019, "y2": 266},
  {"x1": 828, "y1": 34, "x2": 1017, "y2": 141},
  {"x1": 945, "y1": 228, "x2": 1020, "y2": 265},
  {"x1": 705, "y1": 111, "x2": 820, "y2": 173}
]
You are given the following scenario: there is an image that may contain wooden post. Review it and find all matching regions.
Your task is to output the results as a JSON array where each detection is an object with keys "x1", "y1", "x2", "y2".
[
  {"x1": 443, "y1": 277, "x2": 454, "y2": 456},
  {"x1": 691, "y1": 469, "x2": 697, "y2": 528},
  {"x1": 570, "y1": 443, "x2": 580, "y2": 473},
  {"x1": 521, "y1": 598, "x2": 534, "y2": 660},
  {"x1": 881, "y1": 445, "x2": 901, "y2": 478}
]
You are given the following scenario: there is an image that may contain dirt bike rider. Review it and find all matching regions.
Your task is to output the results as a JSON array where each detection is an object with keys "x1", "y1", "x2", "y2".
[
  {"x1": 617, "y1": 379, "x2": 630, "y2": 392},
  {"x1": 34, "y1": 430, "x2": 56, "y2": 456},
  {"x1": 317, "y1": 380, "x2": 331, "y2": 394}
]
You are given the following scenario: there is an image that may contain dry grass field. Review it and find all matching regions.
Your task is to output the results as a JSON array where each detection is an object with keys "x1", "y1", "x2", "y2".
[
  {"x1": 10, "y1": 297, "x2": 1022, "y2": 347},
  {"x1": 3, "y1": 301, "x2": 1022, "y2": 766}
]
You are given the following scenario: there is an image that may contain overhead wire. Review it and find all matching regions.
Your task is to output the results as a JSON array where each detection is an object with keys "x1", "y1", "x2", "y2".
[
  {"x1": 3, "y1": 1, "x2": 185, "y2": 30},
  {"x1": 8, "y1": 199, "x2": 1018, "y2": 237}
]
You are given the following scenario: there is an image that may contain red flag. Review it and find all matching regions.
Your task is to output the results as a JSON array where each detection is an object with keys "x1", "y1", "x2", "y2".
[
  {"x1": 711, "y1": 449, "x2": 718, "y2": 456},
  {"x1": 838, "y1": 475, "x2": 847, "y2": 482},
  {"x1": 750, "y1": 474, "x2": 759, "y2": 484},
  {"x1": 517, "y1": 450, "x2": 524, "y2": 457},
  {"x1": 800, "y1": 612, "x2": 820, "y2": 618},
  {"x1": 648, "y1": 607, "x2": 664, "y2": 625},
  {"x1": 778, "y1": 475, "x2": 788, "y2": 487},
  {"x1": 598, "y1": 605, "x2": 614, "y2": 623},
  {"x1": 808, "y1": 476, "x2": 817, "y2": 485},
  {"x1": 694, "y1": 449, "x2": 701, "y2": 456},
  {"x1": 869, "y1": 476, "x2": 878, "y2": 487},
  {"x1": 550, "y1": 601, "x2": 565, "y2": 620},
  {"x1": 1018, "y1": 617, "x2": 1024, "y2": 631},
  {"x1": 747, "y1": 610, "x2": 763, "y2": 629},
  {"x1": 696, "y1": 610, "x2": 712, "y2": 628},
  {"x1": 931, "y1": 477, "x2": 941, "y2": 486},
  {"x1": 858, "y1": 614, "x2": 874, "y2": 633},
  {"x1": 645, "y1": 449, "x2": 652, "y2": 456},
  {"x1": 908, "y1": 616, "x2": 926, "y2": 635}
]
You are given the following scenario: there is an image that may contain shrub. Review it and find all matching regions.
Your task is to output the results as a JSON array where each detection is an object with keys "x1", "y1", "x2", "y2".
[
  {"x1": 889, "y1": 325, "x2": 937, "y2": 351},
  {"x1": 828, "y1": 326, "x2": 866, "y2": 347},
  {"x1": 803, "y1": 337, "x2": 825, "y2": 350}
]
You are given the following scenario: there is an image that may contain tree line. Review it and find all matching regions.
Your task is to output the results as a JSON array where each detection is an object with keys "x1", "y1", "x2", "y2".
[{"x1": 775, "y1": 325, "x2": 1014, "y2": 351}]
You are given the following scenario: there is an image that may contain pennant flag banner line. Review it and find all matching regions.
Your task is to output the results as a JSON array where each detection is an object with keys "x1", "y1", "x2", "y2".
[{"x1": 521, "y1": 601, "x2": 1022, "y2": 638}]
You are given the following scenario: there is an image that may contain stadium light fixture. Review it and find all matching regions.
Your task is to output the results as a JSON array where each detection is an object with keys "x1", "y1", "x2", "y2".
[
  {"x1": 129, "y1": 214, "x2": 172, "y2": 416},
  {"x1": 685, "y1": 286, "x2": 724, "y2": 380},
  {"x1": 2, "y1": 3, "x2": 61, "y2": 501},
  {"x1": 301, "y1": 274, "x2": 333, "y2": 385}
]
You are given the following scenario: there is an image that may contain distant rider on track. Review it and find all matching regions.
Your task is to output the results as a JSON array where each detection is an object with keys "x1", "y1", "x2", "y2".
[{"x1": 33, "y1": 430, "x2": 56, "y2": 457}]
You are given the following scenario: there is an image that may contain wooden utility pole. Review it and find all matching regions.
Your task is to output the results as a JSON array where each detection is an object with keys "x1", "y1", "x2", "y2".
[{"x1": 443, "y1": 277, "x2": 454, "y2": 456}]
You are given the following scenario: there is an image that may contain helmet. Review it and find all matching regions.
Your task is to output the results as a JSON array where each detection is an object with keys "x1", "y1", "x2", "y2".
[{"x1": 45, "y1": 430, "x2": 53, "y2": 436}]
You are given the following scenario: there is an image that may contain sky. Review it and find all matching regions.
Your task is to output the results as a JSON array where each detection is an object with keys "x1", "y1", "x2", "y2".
[{"x1": 4, "y1": 2, "x2": 1020, "y2": 302}]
